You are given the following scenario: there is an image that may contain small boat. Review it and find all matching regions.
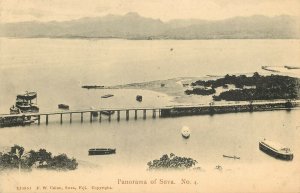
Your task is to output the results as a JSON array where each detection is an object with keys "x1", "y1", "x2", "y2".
[
  {"x1": 82, "y1": 85, "x2": 104, "y2": 89},
  {"x1": 88, "y1": 148, "x2": 116, "y2": 155},
  {"x1": 17, "y1": 91, "x2": 37, "y2": 101},
  {"x1": 136, "y1": 95, "x2": 142, "y2": 102},
  {"x1": 261, "y1": 66, "x2": 280, "y2": 72},
  {"x1": 181, "y1": 126, "x2": 191, "y2": 139},
  {"x1": 101, "y1": 94, "x2": 114, "y2": 98},
  {"x1": 259, "y1": 139, "x2": 293, "y2": 161},
  {"x1": 223, "y1": 155, "x2": 240, "y2": 159},
  {"x1": 284, "y1": 65, "x2": 300, "y2": 70},
  {"x1": 101, "y1": 110, "x2": 115, "y2": 116},
  {"x1": 58, "y1": 104, "x2": 69, "y2": 110}
]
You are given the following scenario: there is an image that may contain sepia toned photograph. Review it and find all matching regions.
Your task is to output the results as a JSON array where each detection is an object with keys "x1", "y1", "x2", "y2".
[{"x1": 0, "y1": 0, "x2": 300, "y2": 192}]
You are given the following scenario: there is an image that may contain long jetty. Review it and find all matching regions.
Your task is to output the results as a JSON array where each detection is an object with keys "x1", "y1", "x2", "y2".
[{"x1": 0, "y1": 100, "x2": 299, "y2": 127}]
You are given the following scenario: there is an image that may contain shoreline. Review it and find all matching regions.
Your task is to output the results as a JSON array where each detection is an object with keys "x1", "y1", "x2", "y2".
[{"x1": 83, "y1": 71, "x2": 299, "y2": 105}]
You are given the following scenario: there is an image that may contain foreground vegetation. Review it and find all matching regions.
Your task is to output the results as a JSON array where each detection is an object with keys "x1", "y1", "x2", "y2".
[
  {"x1": 186, "y1": 73, "x2": 300, "y2": 101},
  {"x1": 147, "y1": 153, "x2": 198, "y2": 170},
  {"x1": 0, "y1": 145, "x2": 78, "y2": 171}
]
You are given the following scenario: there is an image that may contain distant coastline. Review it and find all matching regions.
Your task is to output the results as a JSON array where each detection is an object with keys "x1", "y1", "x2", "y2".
[{"x1": 1, "y1": 13, "x2": 299, "y2": 40}]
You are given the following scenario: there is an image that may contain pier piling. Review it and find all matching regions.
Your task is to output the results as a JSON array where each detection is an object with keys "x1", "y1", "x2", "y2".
[
  {"x1": 37, "y1": 115, "x2": 40, "y2": 125},
  {"x1": 117, "y1": 110, "x2": 120, "y2": 121},
  {"x1": 70, "y1": 113, "x2": 72, "y2": 123},
  {"x1": 134, "y1": 110, "x2": 137, "y2": 120},
  {"x1": 81, "y1": 112, "x2": 83, "y2": 123},
  {"x1": 46, "y1": 115, "x2": 48, "y2": 125},
  {"x1": 126, "y1": 110, "x2": 129, "y2": 121},
  {"x1": 90, "y1": 112, "x2": 92, "y2": 123},
  {"x1": 108, "y1": 114, "x2": 111, "y2": 122},
  {"x1": 60, "y1": 114, "x2": 63, "y2": 124},
  {"x1": 143, "y1": 110, "x2": 146, "y2": 119},
  {"x1": 152, "y1": 109, "x2": 156, "y2": 118},
  {"x1": 99, "y1": 112, "x2": 102, "y2": 122}
]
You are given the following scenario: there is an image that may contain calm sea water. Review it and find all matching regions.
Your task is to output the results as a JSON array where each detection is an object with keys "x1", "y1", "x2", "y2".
[{"x1": 0, "y1": 38, "x2": 300, "y2": 192}]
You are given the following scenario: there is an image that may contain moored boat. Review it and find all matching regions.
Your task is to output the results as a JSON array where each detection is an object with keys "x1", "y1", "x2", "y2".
[
  {"x1": 136, "y1": 95, "x2": 142, "y2": 102},
  {"x1": 223, "y1": 155, "x2": 240, "y2": 159},
  {"x1": 181, "y1": 126, "x2": 191, "y2": 139},
  {"x1": 259, "y1": 139, "x2": 293, "y2": 161},
  {"x1": 13, "y1": 91, "x2": 39, "y2": 113},
  {"x1": 82, "y1": 85, "x2": 105, "y2": 89},
  {"x1": 88, "y1": 148, "x2": 116, "y2": 155},
  {"x1": 58, "y1": 104, "x2": 69, "y2": 110},
  {"x1": 101, "y1": 94, "x2": 114, "y2": 98}
]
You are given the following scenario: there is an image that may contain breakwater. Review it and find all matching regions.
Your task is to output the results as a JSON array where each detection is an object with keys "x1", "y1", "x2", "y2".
[{"x1": 160, "y1": 100, "x2": 299, "y2": 117}]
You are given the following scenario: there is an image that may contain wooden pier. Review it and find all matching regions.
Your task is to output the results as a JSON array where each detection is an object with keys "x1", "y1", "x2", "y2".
[
  {"x1": 0, "y1": 100, "x2": 299, "y2": 127},
  {"x1": 0, "y1": 107, "x2": 166, "y2": 127}
]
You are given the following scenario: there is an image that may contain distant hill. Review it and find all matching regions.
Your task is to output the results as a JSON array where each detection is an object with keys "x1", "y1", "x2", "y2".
[{"x1": 0, "y1": 12, "x2": 299, "y2": 39}]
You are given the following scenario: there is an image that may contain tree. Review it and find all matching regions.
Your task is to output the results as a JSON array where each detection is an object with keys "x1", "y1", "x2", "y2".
[
  {"x1": 27, "y1": 149, "x2": 52, "y2": 168},
  {"x1": 10, "y1": 145, "x2": 26, "y2": 172},
  {"x1": 0, "y1": 145, "x2": 78, "y2": 171}
]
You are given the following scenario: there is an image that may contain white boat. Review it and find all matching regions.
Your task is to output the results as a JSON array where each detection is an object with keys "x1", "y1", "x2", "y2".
[
  {"x1": 259, "y1": 139, "x2": 293, "y2": 161},
  {"x1": 181, "y1": 126, "x2": 191, "y2": 139}
]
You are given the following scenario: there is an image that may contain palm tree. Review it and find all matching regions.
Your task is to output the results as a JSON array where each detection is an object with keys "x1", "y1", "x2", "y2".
[{"x1": 10, "y1": 145, "x2": 28, "y2": 172}]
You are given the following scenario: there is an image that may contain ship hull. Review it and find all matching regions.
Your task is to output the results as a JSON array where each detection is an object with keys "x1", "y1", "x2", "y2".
[
  {"x1": 259, "y1": 142, "x2": 293, "y2": 161},
  {"x1": 88, "y1": 148, "x2": 116, "y2": 155}
]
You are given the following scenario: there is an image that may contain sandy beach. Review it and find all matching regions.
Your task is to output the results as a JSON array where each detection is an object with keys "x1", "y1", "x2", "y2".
[{"x1": 104, "y1": 69, "x2": 300, "y2": 105}]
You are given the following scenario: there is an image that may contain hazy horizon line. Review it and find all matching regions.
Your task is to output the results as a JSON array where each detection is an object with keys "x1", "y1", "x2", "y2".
[{"x1": 1, "y1": 12, "x2": 298, "y2": 24}]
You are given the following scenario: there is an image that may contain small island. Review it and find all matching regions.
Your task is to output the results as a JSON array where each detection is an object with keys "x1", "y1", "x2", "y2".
[
  {"x1": 186, "y1": 72, "x2": 299, "y2": 101},
  {"x1": 106, "y1": 72, "x2": 300, "y2": 104}
]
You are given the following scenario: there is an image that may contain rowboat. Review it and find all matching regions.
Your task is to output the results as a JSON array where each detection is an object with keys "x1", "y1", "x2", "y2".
[
  {"x1": 223, "y1": 155, "x2": 240, "y2": 159},
  {"x1": 82, "y1": 85, "x2": 104, "y2": 89},
  {"x1": 101, "y1": 94, "x2": 114, "y2": 98}
]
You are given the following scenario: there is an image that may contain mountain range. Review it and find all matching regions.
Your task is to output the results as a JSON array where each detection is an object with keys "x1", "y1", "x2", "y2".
[{"x1": 0, "y1": 12, "x2": 299, "y2": 39}]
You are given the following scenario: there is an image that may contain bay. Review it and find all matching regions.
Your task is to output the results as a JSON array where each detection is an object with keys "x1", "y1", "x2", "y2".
[{"x1": 0, "y1": 38, "x2": 299, "y2": 192}]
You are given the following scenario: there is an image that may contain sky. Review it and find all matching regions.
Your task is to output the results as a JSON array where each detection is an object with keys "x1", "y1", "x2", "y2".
[{"x1": 0, "y1": 0, "x2": 299, "y2": 22}]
